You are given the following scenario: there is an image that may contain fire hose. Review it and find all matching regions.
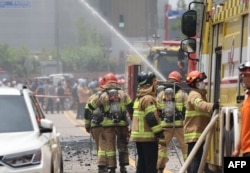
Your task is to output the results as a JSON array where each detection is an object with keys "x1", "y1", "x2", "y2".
[{"x1": 178, "y1": 110, "x2": 219, "y2": 173}]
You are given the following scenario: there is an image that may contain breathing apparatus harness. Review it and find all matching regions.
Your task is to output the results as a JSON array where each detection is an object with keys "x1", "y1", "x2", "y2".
[
  {"x1": 161, "y1": 82, "x2": 185, "y2": 122},
  {"x1": 106, "y1": 88, "x2": 124, "y2": 123}
]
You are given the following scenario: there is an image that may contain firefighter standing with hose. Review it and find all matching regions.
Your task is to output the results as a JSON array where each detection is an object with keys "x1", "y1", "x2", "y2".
[
  {"x1": 130, "y1": 71, "x2": 163, "y2": 173},
  {"x1": 184, "y1": 70, "x2": 219, "y2": 173},
  {"x1": 156, "y1": 71, "x2": 188, "y2": 173},
  {"x1": 88, "y1": 72, "x2": 133, "y2": 173}
]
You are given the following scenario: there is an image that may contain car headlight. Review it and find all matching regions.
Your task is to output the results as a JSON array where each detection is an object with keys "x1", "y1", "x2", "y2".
[{"x1": 2, "y1": 149, "x2": 41, "y2": 168}]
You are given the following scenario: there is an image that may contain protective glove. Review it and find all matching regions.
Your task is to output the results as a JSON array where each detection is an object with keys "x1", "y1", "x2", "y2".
[
  {"x1": 212, "y1": 102, "x2": 219, "y2": 111},
  {"x1": 155, "y1": 130, "x2": 164, "y2": 139},
  {"x1": 85, "y1": 127, "x2": 90, "y2": 133}
]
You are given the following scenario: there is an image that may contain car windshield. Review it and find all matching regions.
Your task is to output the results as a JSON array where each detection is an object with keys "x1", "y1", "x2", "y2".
[{"x1": 0, "y1": 95, "x2": 33, "y2": 133}]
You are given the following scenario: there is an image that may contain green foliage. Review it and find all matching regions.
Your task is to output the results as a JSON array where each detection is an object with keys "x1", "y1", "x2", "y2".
[
  {"x1": 0, "y1": 44, "x2": 37, "y2": 77},
  {"x1": 169, "y1": 0, "x2": 188, "y2": 40},
  {"x1": 59, "y1": 18, "x2": 107, "y2": 72},
  {"x1": 0, "y1": 18, "x2": 109, "y2": 77}
]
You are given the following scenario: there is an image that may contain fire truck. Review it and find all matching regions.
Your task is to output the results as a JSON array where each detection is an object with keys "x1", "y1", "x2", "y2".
[
  {"x1": 126, "y1": 40, "x2": 188, "y2": 100},
  {"x1": 180, "y1": 0, "x2": 250, "y2": 172}
]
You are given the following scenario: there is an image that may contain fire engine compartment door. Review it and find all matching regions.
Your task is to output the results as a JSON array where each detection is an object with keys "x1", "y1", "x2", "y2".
[{"x1": 128, "y1": 65, "x2": 141, "y2": 101}]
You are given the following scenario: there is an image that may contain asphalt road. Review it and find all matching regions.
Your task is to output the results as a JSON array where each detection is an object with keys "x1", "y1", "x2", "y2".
[{"x1": 45, "y1": 110, "x2": 184, "y2": 173}]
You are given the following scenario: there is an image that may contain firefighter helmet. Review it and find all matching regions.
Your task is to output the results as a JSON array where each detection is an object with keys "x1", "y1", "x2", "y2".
[
  {"x1": 168, "y1": 71, "x2": 182, "y2": 83},
  {"x1": 88, "y1": 81, "x2": 97, "y2": 88},
  {"x1": 78, "y1": 78, "x2": 87, "y2": 86},
  {"x1": 186, "y1": 70, "x2": 207, "y2": 85},
  {"x1": 137, "y1": 71, "x2": 156, "y2": 86},
  {"x1": 239, "y1": 61, "x2": 250, "y2": 74},
  {"x1": 99, "y1": 77, "x2": 105, "y2": 87},
  {"x1": 103, "y1": 72, "x2": 117, "y2": 84}
]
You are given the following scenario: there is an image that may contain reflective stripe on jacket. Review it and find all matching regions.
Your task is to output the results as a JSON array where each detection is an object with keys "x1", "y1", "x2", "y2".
[
  {"x1": 89, "y1": 83, "x2": 132, "y2": 127},
  {"x1": 130, "y1": 95, "x2": 162, "y2": 142},
  {"x1": 184, "y1": 89, "x2": 213, "y2": 143}
]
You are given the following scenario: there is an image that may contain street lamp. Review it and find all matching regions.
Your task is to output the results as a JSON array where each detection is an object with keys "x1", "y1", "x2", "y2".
[{"x1": 152, "y1": 34, "x2": 160, "y2": 45}]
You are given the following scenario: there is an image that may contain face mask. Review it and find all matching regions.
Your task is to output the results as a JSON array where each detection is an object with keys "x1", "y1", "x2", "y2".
[{"x1": 197, "y1": 81, "x2": 206, "y2": 89}]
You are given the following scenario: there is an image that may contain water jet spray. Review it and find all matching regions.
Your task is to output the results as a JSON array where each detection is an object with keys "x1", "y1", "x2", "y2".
[{"x1": 79, "y1": 0, "x2": 166, "y2": 81}]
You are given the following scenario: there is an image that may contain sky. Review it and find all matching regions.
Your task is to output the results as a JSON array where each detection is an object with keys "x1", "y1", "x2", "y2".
[{"x1": 168, "y1": 0, "x2": 193, "y2": 9}]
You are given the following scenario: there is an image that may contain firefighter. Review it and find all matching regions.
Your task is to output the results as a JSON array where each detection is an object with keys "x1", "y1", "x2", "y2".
[
  {"x1": 130, "y1": 71, "x2": 163, "y2": 173},
  {"x1": 84, "y1": 77, "x2": 107, "y2": 172},
  {"x1": 85, "y1": 77, "x2": 105, "y2": 143},
  {"x1": 232, "y1": 61, "x2": 250, "y2": 157},
  {"x1": 88, "y1": 72, "x2": 133, "y2": 173},
  {"x1": 77, "y1": 78, "x2": 90, "y2": 119},
  {"x1": 156, "y1": 71, "x2": 188, "y2": 173},
  {"x1": 184, "y1": 70, "x2": 219, "y2": 173}
]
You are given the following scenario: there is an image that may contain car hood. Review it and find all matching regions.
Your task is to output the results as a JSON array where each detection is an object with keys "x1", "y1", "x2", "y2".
[{"x1": 0, "y1": 131, "x2": 45, "y2": 155}]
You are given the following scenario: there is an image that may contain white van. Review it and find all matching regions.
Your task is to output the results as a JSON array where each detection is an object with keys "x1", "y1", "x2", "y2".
[{"x1": 49, "y1": 73, "x2": 74, "y2": 86}]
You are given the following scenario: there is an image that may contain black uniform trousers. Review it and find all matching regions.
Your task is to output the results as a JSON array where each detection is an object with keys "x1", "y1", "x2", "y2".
[
  {"x1": 187, "y1": 142, "x2": 204, "y2": 173},
  {"x1": 135, "y1": 141, "x2": 158, "y2": 173}
]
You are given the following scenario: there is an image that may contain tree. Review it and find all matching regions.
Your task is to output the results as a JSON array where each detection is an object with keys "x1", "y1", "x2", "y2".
[
  {"x1": 0, "y1": 44, "x2": 38, "y2": 78},
  {"x1": 169, "y1": 0, "x2": 187, "y2": 40},
  {"x1": 59, "y1": 18, "x2": 108, "y2": 73}
]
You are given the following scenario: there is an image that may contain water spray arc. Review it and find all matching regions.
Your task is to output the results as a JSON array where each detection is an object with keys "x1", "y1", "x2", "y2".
[{"x1": 79, "y1": 0, "x2": 166, "y2": 81}]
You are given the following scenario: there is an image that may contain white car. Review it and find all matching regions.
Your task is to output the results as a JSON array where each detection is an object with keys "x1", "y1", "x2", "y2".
[{"x1": 0, "y1": 87, "x2": 63, "y2": 173}]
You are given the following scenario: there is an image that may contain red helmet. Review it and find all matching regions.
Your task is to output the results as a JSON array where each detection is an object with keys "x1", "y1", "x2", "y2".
[
  {"x1": 168, "y1": 71, "x2": 182, "y2": 83},
  {"x1": 239, "y1": 61, "x2": 250, "y2": 74},
  {"x1": 186, "y1": 70, "x2": 207, "y2": 85},
  {"x1": 103, "y1": 72, "x2": 117, "y2": 84},
  {"x1": 99, "y1": 77, "x2": 105, "y2": 87}
]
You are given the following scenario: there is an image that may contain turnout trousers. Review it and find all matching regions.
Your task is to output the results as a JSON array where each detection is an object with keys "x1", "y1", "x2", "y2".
[
  {"x1": 90, "y1": 126, "x2": 103, "y2": 152},
  {"x1": 157, "y1": 127, "x2": 188, "y2": 169},
  {"x1": 97, "y1": 126, "x2": 129, "y2": 169}
]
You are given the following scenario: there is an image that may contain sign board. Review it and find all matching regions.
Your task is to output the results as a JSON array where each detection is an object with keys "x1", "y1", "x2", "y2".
[{"x1": 0, "y1": 0, "x2": 31, "y2": 8}]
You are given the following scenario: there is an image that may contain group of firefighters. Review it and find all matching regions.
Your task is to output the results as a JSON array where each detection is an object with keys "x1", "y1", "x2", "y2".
[
  {"x1": 20, "y1": 60, "x2": 248, "y2": 173},
  {"x1": 80, "y1": 65, "x2": 223, "y2": 173}
]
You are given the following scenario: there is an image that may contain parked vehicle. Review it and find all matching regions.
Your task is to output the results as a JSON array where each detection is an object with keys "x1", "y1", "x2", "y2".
[
  {"x1": 49, "y1": 73, "x2": 74, "y2": 86},
  {"x1": 34, "y1": 76, "x2": 50, "y2": 83},
  {"x1": 0, "y1": 87, "x2": 63, "y2": 173}
]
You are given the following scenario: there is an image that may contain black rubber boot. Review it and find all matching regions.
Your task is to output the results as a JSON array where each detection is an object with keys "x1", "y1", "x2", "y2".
[
  {"x1": 157, "y1": 168, "x2": 164, "y2": 173},
  {"x1": 108, "y1": 167, "x2": 116, "y2": 173},
  {"x1": 98, "y1": 166, "x2": 108, "y2": 173},
  {"x1": 120, "y1": 166, "x2": 127, "y2": 173}
]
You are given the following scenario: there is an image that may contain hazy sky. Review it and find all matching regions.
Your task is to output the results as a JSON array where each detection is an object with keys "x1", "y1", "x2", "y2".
[{"x1": 168, "y1": 0, "x2": 193, "y2": 9}]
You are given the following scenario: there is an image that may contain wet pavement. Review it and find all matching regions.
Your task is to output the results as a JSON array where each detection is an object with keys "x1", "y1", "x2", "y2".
[{"x1": 45, "y1": 110, "x2": 183, "y2": 173}]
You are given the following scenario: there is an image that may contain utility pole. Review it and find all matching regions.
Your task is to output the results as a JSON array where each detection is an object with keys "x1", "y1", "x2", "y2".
[{"x1": 55, "y1": 0, "x2": 60, "y2": 73}]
